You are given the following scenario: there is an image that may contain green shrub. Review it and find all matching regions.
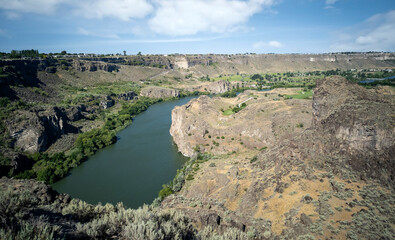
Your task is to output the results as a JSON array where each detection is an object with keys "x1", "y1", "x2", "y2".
[
  {"x1": 296, "y1": 123, "x2": 304, "y2": 128},
  {"x1": 158, "y1": 185, "x2": 173, "y2": 200}
]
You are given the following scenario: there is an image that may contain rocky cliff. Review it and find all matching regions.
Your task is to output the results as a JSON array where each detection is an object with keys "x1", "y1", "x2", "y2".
[
  {"x1": 72, "y1": 60, "x2": 119, "y2": 72},
  {"x1": 164, "y1": 77, "x2": 395, "y2": 239},
  {"x1": 201, "y1": 80, "x2": 231, "y2": 94},
  {"x1": 311, "y1": 76, "x2": 395, "y2": 187},
  {"x1": 140, "y1": 86, "x2": 180, "y2": 98},
  {"x1": 6, "y1": 106, "x2": 84, "y2": 153},
  {"x1": 170, "y1": 88, "x2": 312, "y2": 157}
]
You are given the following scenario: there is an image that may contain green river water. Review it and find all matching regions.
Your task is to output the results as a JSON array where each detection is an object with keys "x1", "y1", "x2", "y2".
[{"x1": 52, "y1": 96, "x2": 195, "y2": 208}]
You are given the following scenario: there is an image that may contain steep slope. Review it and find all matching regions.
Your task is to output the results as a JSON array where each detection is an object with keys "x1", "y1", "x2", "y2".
[{"x1": 163, "y1": 76, "x2": 395, "y2": 239}]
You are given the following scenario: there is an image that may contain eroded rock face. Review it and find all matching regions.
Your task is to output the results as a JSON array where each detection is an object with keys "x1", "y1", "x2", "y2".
[
  {"x1": 72, "y1": 60, "x2": 118, "y2": 72},
  {"x1": 313, "y1": 76, "x2": 394, "y2": 152},
  {"x1": 7, "y1": 106, "x2": 84, "y2": 153},
  {"x1": 140, "y1": 86, "x2": 180, "y2": 98},
  {"x1": 312, "y1": 76, "x2": 395, "y2": 187},
  {"x1": 170, "y1": 90, "x2": 312, "y2": 157},
  {"x1": 118, "y1": 91, "x2": 137, "y2": 101},
  {"x1": 8, "y1": 108, "x2": 64, "y2": 153},
  {"x1": 202, "y1": 80, "x2": 231, "y2": 94},
  {"x1": 64, "y1": 105, "x2": 85, "y2": 121}
]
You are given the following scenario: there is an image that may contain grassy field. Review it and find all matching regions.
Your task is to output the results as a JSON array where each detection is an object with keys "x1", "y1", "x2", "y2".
[
  {"x1": 213, "y1": 74, "x2": 246, "y2": 82},
  {"x1": 284, "y1": 90, "x2": 313, "y2": 99},
  {"x1": 222, "y1": 109, "x2": 234, "y2": 115}
]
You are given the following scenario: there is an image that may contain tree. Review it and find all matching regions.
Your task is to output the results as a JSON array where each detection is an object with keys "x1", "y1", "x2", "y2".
[
  {"x1": 137, "y1": 51, "x2": 142, "y2": 56},
  {"x1": 251, "y1": 74, "x2": 263, "y2": 81},
  {"x1": 61, "y1": 50, "x2": 67, "y2": 55},
  {"x1": 123, "y1": 50, "x2": 126, "y2": 56}
]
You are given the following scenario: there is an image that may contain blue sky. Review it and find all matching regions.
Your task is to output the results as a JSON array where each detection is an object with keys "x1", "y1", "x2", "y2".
[{"x1": 0, "y1": 0, "x2": 394, "y2": 54}]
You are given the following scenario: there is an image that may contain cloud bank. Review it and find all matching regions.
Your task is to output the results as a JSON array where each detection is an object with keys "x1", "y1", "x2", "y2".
[
  {"x1": 149, "y1": 0, "x2": 276, "y2": 36},
  {"x1": 0, "y1": 0, "x2": 61, "y2": 14},
  {"x1": 331, "y1": 10, "x2": 395, "y2": 52},
  {"x1": 0, "y1": 0, "x2": 277, "y2": 36}
]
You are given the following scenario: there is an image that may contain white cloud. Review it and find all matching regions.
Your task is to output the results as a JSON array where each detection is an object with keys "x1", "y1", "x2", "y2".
[
  {"x1": 0, "y1": 0, "x2": 62, "y2": 14},
  {"x1": 0, "y1": 0, "x2": 279, "y2": 37},
  {"x1": 73, "y1": 0, "x2": 153, "y2": 21},
  {"x1": 148, "y1": 0, "x2": 277, "y2": 36},
  {"x1": 77, "y1": 27, "x2": 120, "y2": 39},
  {"x1": 0, "y1": 0, "x2": 153, "y2": 21},
  {"x1": 325, "y1": 0, "x2": 338, "y2": 4},
  {"x1": 330, "y1": 10, "x2": 395, "y2": 52},
  {"x1": 253, "y1": 40, "x2": 283, "y2": 49},
  {"x1": 325, "y1": 0, "x2": 339, "y2": 9}
]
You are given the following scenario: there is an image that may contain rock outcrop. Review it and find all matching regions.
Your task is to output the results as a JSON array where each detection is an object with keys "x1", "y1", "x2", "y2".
[
  {"x1": 202, "y1": 80, "x2": 231, "y2": 94},
  {"x1": 311, "y1": 76, "x2": 395, "y2": 187},
  {"x1": 170, "y1": 89, "x2": 311, "y2": 157},
  {"x1": 72, "y1": 60, "x2": 118, "y2": 72},
  {"x1": 140, "y1": 86, "x2": 180, "y2": 98},
  {"x1": 185, "y1": 80, "x2": 231, "y2": 94},
  {"x1": 7, "y1": 107, "x2": 83, "y2": 153},
  {"x1": 100, "y1": 96, "x2": 115, "y2": 109},
  {"x1": 118, "y1": 91, "x2": 137, "y2": 101}
]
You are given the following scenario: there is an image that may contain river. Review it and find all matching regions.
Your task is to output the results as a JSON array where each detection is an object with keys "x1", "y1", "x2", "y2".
[{"x1": 52, "y1": 96, "x2": 196, "y2": 208}]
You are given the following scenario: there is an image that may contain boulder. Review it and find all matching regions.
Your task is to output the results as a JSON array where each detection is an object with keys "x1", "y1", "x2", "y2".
[{"x1": 100, "y1": 96, "x2": 115, "y2": 109}]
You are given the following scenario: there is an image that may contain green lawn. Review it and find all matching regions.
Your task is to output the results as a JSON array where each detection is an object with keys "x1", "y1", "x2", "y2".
[
  {"x1": 284, "y1": 90, "x2": 313, "y2": 99},
  {"x1": 222, "y1": 109, "x2": 234, "y2": 115}
]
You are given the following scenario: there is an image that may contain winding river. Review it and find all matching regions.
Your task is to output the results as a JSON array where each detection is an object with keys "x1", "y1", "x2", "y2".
[{"x1": 52, "y1": 96, "x2": 196, "y2": 208}]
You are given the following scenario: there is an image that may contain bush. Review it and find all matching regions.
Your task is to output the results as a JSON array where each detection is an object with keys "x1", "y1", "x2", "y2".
[
  {"x1": 220, "y1": 90, "x2": 237, "y2": 98},
  {"x1": 75, "y1": 129, "x2": 116, "y2": 157},
  {"x1": 158, "y1": 185, "x2": 174, "y2": 200},
  {"x1": 0, "y1": 188, "x2": 38, "y2": 232}
]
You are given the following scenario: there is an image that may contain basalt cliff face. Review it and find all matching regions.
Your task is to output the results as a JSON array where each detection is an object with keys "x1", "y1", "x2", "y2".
[
  {"x1": 311, "y1": 77, "x2": 395, "y2": 187},
  {"x1": 72, "y1": 60, "x2": 119, "y2": 72},
  {"x1": 164, "y1": 77, "x2": 395, "y2": 239},
  {"x1": 140, "y1": 86, "x2": 180, "y2": 98},
  {"x1": 201, "y1": 80, "x2": 231, "y2": 94},
  {"x1": 6, "y1": 106, "x2": 86, "y2": 153}
]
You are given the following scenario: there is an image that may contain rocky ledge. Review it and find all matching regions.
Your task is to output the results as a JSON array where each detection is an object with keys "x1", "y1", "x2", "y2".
[{"x1": 140, "y1": 86, "x2": 180, "y2": 98}]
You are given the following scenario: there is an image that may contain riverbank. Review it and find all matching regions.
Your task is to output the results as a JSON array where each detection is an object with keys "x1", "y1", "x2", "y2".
[{"x1": 52, "y1": 96, "x2": 197, "y2": 208}]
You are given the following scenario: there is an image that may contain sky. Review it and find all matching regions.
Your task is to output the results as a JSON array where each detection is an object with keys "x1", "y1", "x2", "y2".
[{"x1": 0, "y1": 0, "x2": 394, "y2": 54}]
